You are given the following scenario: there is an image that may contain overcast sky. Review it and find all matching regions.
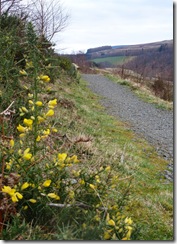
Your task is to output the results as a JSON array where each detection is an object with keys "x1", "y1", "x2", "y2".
[{"x1": 54, "y1": 0, "x2": 173, "y2": 54}]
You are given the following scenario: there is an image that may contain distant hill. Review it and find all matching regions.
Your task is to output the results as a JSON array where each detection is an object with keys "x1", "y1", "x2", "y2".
[
  {"x1": 86, "y1": 40, "x2": 173, "y2": 59},
  {"x1": 86, "y1": 40, "x2": 173, "y2": 81},
  {"x1": 87, "y1": 46, "x2": 112, "y2": 54}
]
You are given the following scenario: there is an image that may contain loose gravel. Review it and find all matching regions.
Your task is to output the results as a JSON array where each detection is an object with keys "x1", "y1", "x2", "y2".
[{"x1": 82, "y1": 74, "x2": 173, "y2": 181}]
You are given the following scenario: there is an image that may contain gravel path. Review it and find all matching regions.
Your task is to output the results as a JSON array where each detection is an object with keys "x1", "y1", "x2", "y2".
[{"x1": 82, "y1": 74, "x2": 173, "y2": 181}]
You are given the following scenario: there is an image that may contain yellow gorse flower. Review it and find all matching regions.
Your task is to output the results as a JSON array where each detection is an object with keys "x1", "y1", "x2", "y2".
[
  {"x1": 23, "y1": 205, "x2": 28, "y2": 210},
  {"x1": 17, "y1": 124, "x2": 27, "y2": 133},
  {"x1": 46, "y1": 86, "x2": 52, "y2": 91},
  {"x1": 22, "y1": 107, "x2": 28, "y2": 113},
  {"x1": 58, "y1": 153, "x2": 67, "y2": 162},
  {"x1": 68, "y1": 191, "x2": 75, "y2": 199},
  {"x1": 28, "y1": 100, "x2": 34, "y2": 105},
  {"x1": 19, "y1": 69, "x2": 27, "y2": 76},
  {"x1": 29, "y1": 199, "x2": 36, "y2": 203},
  {"x1": 45, "y1": 109, "x2": 54, "y2": 117},
  {"x1": 37, "y1": 116, "x2": 45, "y2": 124},
  {"x1": 95, "y1": 175, "x2": 101, "y2": 183},
  {"x1": 6, "y1": 159, "x2": 13, "y2": 170},
  {"x1": 35, "y1": 101, "x2": 43, "y2": 106},
  {"x1": 125, "y1": 229, "x2": 132, "y2": 240},
  {"x1": 105, "y1": 166, "x2": 111, "y2": 171},
  {"x1": 19, "y1": 133, "x2": 26, "y2": 138},
  {"x1": 36, "y1": 135, "x2": 41, "y2": 142},
  {"x1": 39, "y1": 75, "x2": 50, "y2": 82},
  {"x1": 124, "y1": 217, "x2": 133, "y2": 225},
  {"x1": 20, "y1": 106, "x2": 28, "y2": 113},
  {"x1": 48, "y1": 99, "x2": 57, "y2": 108},
  {"x1": 79, "y1": 179, "x2": 85, "y2": 185},
  {"x1": 103, "y1": 231, "x2": 112, "y2": 240},
  {"x1": 28, "y1": 93, "x2": 33, "y2": 98},
  {"x1": 21, "y1": 182, "x2": 30, "y2": 190},
  {"x1": 70, "y1": 155, "x2": 79, "y2": 163},
  {"x1": 10, "y1": 139, "x2": 14, "y2": 148},
  {"x1": 47, "y1": 193, "x2": 60, "y2": 200},
  {"x1": 23, "y1": 148, "x2": 32, "y2": 160},
  {"x1": 43, "y1": 179, "x2": 51, "y2": 187},
  {"x1": 25, "y1": 61, "x2": 33, "y2": 68},
  {"x1": 107, "y1": 219, "x2": 116, "y2": 227},
  {"x1": 23, "y1": 118, "x2": 33, "y2": 127},
  {"x1": 122, "y1": 237, "x2": 128, "y2": 240},
  {"x1": 12, "y1": 192, "x2": 23, "y2": 203},
  {"x1": 43, "y1": 129, "x2": 50, "y2": 135},
  {"x1": 52, "y1": 128, "x2": 58, "y2": 132},
  {"x1": 89, "y1": 184, "x2": 96, "y2": 190},
  {"x1": 2, "y1": 186, "x2": 23, "y2": 203}
]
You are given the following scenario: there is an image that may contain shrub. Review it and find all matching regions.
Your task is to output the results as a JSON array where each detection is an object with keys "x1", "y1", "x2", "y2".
[
  {"x1": 0, "y1": 13, "x2": 136, "y2": 241},
  {"x1": 151, "y1": 77, "x2": 173, "y2": 102}
]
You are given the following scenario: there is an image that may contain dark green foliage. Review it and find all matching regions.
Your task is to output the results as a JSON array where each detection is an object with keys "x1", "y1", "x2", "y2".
[
  {"x1": 58, "y1": 56, "x2": 71, "y2": 70},
  {"x1": 0, "y1": 12, "x2": 75, "y2": 134}
]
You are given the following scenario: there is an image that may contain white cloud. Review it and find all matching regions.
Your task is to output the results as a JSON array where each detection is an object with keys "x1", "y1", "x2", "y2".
[{"x1": 54, "y1": 0, "x2": 173, "y2": 53}]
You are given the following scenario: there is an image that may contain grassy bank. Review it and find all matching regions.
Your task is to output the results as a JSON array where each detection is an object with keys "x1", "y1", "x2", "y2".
[
  {"x1": 58, "y1": 77, "x2": 173, "y2": 240},
  {"x1": 1, "y1": 73, "x2": 173, "y2": 240}
]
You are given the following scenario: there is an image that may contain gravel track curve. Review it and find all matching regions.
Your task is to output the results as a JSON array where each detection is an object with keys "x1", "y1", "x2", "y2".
[{"x1": 82, "y1": 74, "x2": 173, "y2": 181}]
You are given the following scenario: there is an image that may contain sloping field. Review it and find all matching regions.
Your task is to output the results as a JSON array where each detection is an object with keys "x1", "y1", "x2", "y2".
[{"x1": 92, "y1": 56, "x2": 134, "y2": 66}]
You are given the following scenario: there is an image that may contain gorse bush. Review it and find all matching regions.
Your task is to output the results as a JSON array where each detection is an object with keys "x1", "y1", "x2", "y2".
[
  {"x1": 0, "y1": 14, "x2": 136, "y2": 240},
  {"x1": 0, "y1": 14, "x2": 31, "y2": 131},
  {"x1": 0, "y1": 15, "x2": 74, "y2": 132}
]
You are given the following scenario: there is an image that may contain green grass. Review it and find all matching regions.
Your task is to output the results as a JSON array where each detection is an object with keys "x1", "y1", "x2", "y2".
[
  {"x1": 53, "y1": 77, "x2": 173, "y2": 240},
  {"x1": 92, "y1": 56, "x2": 134, "y2": 66}
]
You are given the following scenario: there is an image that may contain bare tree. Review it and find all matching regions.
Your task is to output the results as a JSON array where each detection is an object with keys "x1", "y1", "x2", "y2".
[
  {"x1": 0, "y1": 0, "x2": 22, "y2": 15},
  {"x1": 29, "y1": 0, "x2": 69, "y2": 41}
]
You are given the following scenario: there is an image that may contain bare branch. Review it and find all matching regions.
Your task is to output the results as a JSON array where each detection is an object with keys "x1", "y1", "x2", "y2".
[
  {"x1": 0, "y1": 0, "x2": 22, "y2": 15},
  {"x1": 0, "y1": 101, "x2": 15, "y2": 115},
  {"x1": 48, "y1": 202, "x2": 108, "y2": 211},
  {"x1": 28, "y1": 0, "x2": 69, "y2": 41}
]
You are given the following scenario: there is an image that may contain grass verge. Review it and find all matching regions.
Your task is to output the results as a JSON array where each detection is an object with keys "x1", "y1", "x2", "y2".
[
  {"x1": 105, "y1": 73, "x2": 173, "y2": 110},
  {"x1": 52, "y1": 76, "x2": 173, "y2": 240}
]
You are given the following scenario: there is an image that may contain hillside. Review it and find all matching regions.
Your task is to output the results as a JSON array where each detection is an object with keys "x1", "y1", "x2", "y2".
[
  {"x1": 86, "y1": 40, "x2": 173, "y2": 81},
  {"x1": 86, "y1": 40, "x2": 173, "y2": 59}
]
